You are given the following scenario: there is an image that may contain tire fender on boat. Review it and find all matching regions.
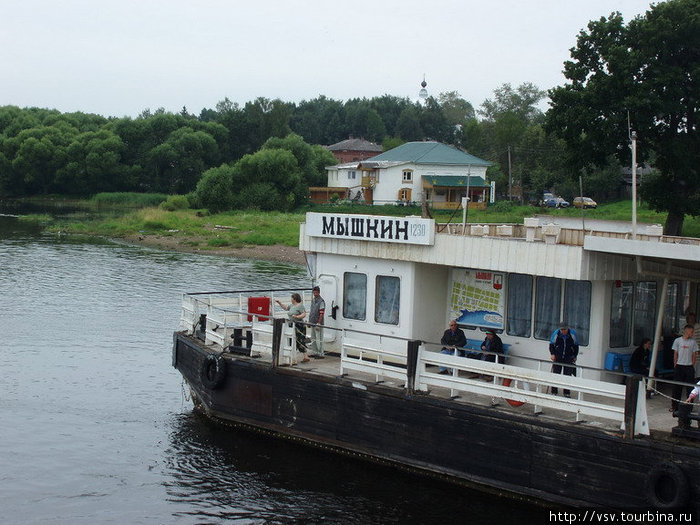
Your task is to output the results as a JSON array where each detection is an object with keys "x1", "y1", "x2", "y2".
[
  {"x1": 502, "y1": 378, "x2": 525, "y2": 407},
  {"x1": 646, "y1": 462, "x2": 689, "y2": 509},
  {"x1": 200, "y1": 353, "x2": 227, "y2": 390}
]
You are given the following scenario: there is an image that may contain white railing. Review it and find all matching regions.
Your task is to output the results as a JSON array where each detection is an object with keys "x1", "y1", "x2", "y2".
[
  {"x1": 340, "y1": 335, "x2": 407, "y2": 383},
  {"x1": 336, "y1": 338, "x2": 648, "y2": 435},
  {"x1": 178, "y1": 290, "x2": 648, "y2": 435},
  {"x1": 178, "y1": 289, "x2": 313, "y2": 353}
]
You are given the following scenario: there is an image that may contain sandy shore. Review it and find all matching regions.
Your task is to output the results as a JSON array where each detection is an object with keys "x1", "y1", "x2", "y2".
[{"x1": 122, "y1": 233, "x2": 306, "y2": 265}]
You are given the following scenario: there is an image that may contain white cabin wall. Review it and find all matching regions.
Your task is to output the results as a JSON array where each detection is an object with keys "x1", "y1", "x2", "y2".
[
  {"x1": 410, "y1": 263, "x2": 449, "y2": 344},
  {"x1": 576, "y1": 280, "x2": 611, "y2": 381},
  {"x1": 314, "y1": 252, "x2": 415, "y2": 347}
]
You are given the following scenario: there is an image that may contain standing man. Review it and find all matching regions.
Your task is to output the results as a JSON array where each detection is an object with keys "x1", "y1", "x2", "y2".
[
  {"x1": 686, "y1": 312, "x2": 700, "y2": 380},
  {"x1": 309, "y1": 286, "x2": 326, "y2": 359},
  {"x1": 672, "y1": 324, "x2": 699, "y2": 413},
  {"x1": 549, "y1": 322, "x2": 579, "y2": 397}
]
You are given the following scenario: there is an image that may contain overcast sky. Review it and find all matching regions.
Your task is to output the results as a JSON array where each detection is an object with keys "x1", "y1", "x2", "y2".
[{"x1": 1, "y1": 0, "x2": 656, "y2": 119}]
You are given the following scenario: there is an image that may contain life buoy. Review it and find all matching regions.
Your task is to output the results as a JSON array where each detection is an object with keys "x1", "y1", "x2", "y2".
[
  {"x1": 646, "y1": 462, "x2": 689, "y2": 509},
  {"x1": 502, "y1": 378, "x2": 525, "y2": 407},
  {"x1": 200, "y1": 353, "x2": 227, "y2": 390}
]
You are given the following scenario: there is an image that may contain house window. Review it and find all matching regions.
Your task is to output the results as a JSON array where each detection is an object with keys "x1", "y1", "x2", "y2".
[
  {"x1": 398, "y1": 189, "x2": 412, "y2": 201},
  {"x1": 610, "y1": 281, "x2": 633, "y2": 348},
  {"x1": 402, "y1": 170, "x2": 413, "y2": 182},
  {"x1": 375, "y1": 276, "x2": 400, "y2": 325},
  {"x1": 507, "y1": 274, "x2": 532, "y2": 337},
  {"x1": 343, "y1": 272, "x2": 367, "y2": 320},
  {"x1": 348, "y1": 171, "x2": 357, "y2": 180}
]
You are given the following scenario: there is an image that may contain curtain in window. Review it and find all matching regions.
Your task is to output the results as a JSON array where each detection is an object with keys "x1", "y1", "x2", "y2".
[
  {"x1": 375, "y1": 276, "x2": 400, "y2": 325},
  {"x1": 343, "y1": 272, "x2": 367, "y2": 320},
  {"x1": 507, "y1": 274, "x2": 532, "y2": 337},
  {"x1": 535, "y1": 277, "x2": 561, "y2": 340},
  {"x1": 564, "y1": 280, "x2": 591, "y2": 346}
]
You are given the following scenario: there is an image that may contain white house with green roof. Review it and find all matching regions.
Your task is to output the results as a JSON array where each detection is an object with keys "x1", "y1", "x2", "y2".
[{"x1": 325, "y1": 141, "x2": 493, "y2": 207}]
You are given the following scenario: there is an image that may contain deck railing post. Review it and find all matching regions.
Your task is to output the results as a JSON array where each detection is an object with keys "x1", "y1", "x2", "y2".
[
  {"x1": 624, "y1": 375, "x2": 640, "y2": 440},
  {"x1": 406, "y1": 340, "x2": 421, "y2": 394},
  {"x1": 271, "y1": 317, "x2": 285, "y2": 367}
]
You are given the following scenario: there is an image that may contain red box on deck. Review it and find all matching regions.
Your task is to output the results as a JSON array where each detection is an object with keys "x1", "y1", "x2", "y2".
[{"x1": 247, "y1": 297, "x2": 270, "y2": 321}]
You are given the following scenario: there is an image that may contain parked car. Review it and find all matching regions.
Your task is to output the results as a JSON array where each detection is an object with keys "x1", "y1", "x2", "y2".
[
  {"x1": 539, "y1": 192, "x2": 554, "y2": 207},
  {"x1": 544, "y1": 197, "x2": 570, "y2": 208},
  {"x1": 573, "y1": 197, "x2": 597, "y2": 209}
]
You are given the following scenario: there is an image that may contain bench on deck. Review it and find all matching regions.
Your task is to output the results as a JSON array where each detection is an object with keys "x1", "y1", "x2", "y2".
[
  {"x1": 457, "y1": 338, "x2": 511, "y2": 363},
  {"x1": 604, "y1": 350, "x2": 673, "y2": 377}
]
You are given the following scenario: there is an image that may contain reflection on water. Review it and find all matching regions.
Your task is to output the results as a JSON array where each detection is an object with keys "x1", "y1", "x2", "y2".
[{"x1": 0, "y1": 209, "x2": 542, "y2": 524}]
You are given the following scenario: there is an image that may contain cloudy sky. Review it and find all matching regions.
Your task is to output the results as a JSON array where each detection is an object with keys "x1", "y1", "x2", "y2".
[{"x1": 1, "y1": 0, "x2": 656, "y2": 118}]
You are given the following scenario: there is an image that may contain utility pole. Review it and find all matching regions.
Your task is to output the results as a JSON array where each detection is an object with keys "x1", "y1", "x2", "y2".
[{"x1": 631, "y1": 131, "x2": 637, "y2": 239}]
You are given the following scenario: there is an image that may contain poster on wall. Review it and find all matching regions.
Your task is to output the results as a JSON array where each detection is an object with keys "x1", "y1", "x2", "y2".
[{"x1": 448, "y1": 268, "x2": 505, "y2": 329}]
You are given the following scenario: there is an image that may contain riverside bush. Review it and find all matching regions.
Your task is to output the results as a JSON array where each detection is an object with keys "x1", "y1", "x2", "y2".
[{"x1": 159, "y1": 195, "x2": 190, "y2": 211}]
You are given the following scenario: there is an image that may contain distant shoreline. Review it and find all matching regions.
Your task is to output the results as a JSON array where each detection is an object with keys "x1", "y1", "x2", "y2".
[{"x1": 121, "y1": 233, "x2": 306, "y2": 265}]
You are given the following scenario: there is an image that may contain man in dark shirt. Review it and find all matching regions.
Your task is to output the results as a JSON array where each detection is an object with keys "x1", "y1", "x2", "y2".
[
  {"x1": 549, "y1": 322, "x2": 579, "y2": 397},
  {"x1": 439, "y1": 320, "x2": 467, "y2": 374}
]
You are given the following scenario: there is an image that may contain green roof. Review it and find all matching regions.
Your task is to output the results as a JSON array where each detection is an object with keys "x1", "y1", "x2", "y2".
[
  {"x1": 422, "y1": 175, "x2": 489, "y2": 188},
  {"x1": 369, "y1": 141, "x2": 492, "y2": 166}
]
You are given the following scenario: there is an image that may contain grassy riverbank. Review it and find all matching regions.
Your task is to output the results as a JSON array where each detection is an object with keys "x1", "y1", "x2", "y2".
[{"x1": 14, "y1": 195, "x2": 699, "y2": 263}]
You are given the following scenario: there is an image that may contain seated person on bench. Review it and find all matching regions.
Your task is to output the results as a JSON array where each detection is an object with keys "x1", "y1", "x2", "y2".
[
  {"x1": 481, "y1": 329, "x2": 505, "y2": 364},
  {"x1": 439, "y1": 320, "x2": 467, "y2": 374}
]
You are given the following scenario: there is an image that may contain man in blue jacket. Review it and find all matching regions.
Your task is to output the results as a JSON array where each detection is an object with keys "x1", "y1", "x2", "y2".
[{"x1": 549, "y1": 322, "x2": 579, "y2": 397}]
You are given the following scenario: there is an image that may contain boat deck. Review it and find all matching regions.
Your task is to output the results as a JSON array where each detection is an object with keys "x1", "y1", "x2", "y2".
[{"x1": 264, "y1": 351, "x2": 687, "y2": 439}]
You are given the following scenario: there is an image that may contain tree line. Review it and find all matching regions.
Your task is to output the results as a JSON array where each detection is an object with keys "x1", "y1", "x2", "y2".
[{"x1": 0, "y1": 86, "x2": 575, "y2": 203}]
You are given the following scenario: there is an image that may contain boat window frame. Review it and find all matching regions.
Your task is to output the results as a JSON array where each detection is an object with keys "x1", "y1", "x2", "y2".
[
  {"x1": 609, "y1": 281, "x2": 634, "y2": 348},
  {"x1": 342, "y1": 271, "x2": 367, "y2": 321},
  {"x1": 564, "y1": 280, "x2": 591, "y2": 346},
  {"x1": 633, "y1": 280, "x2": 657, "y2": 347},
  {"x1": 506, "y1": 273, "x2": 533, "y2": 338},
  {"x1": 533, "y1": 276, "x2": 562, "y2": 341},
  {"x1": 374, "y1": 275, "x2": 400, "y2": 325}
]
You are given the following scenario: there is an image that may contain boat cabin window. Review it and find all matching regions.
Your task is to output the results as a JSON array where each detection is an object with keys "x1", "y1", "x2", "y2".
[
  {"x1": 663, "y1": 282, "x2": 687, "y2": 336},
  {"x1": 633, "y1": 281, "x2": 657, "y2": 346},
  {"x1": 610, "y1": 281, "x2": 633, "y2": 348},
  {"x1": 564, "y1": 280, "x2": 591, "y2": 346},
  {"x1": 375, "y1": 275, "x2": 400, "y2": 325},
  {"x1": 531, "y1": 277, "x2": 592, "y2": 344},
  {"x1": 534, "y1": 277, "x2": 562, "y2": 340},
  {"x1": 507, "y1": 274, "x2": 532, "y2": 337},
  {"x1": 343, "y1": 272, "x2": 367, "y2": 321}
]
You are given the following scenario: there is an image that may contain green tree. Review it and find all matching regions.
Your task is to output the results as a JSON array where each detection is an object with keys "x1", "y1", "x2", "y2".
[
  {"x1": 396, "y1": 106, "x2": 423, "y2": 141},
  {"x1": 57, "y1": 130, "x2": 128, "y2": 194},
  {"x1": 438, "y1": 91, "x2": 475, "y2": 143},
  {"x1": 546, "y1": 0, "x2": 699, "y2": 234},
  {"x1": 190, "y1": 164, "x2": 236, "y2": 213},
  {"x1": 262, "y1": 133, "x2": 336, "y2": 187},
  {"x1": 232, "y1": 148, "x2": 304, "y2": 211}
]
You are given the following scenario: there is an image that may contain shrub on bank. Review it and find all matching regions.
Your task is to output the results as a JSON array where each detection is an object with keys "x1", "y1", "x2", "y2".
[{"x1": 159, "y1": 195, "x2": 190, "y2": 211}]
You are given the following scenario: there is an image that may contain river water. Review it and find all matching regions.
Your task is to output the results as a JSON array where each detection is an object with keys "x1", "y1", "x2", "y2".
[{"x1": 0, "y1": 211, "x2": 542, "y2": 524}]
